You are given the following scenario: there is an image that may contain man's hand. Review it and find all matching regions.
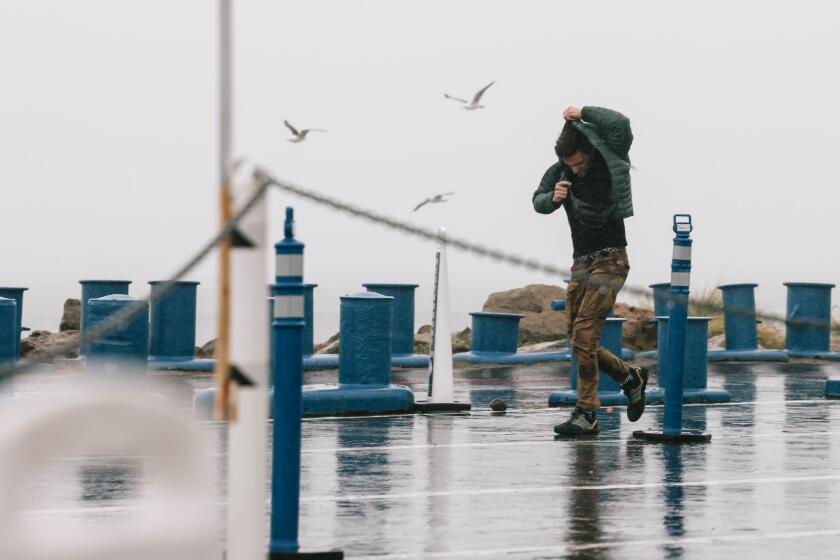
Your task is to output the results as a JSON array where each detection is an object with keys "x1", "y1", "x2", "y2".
[
  {"x1": 552, "y1": 180, "x2": 571, "y2": 204},
  {"x1": 563, "y1": 106, "x2": 582, "y2": 121}
]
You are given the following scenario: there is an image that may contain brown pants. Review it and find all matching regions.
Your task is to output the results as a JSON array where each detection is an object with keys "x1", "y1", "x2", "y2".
[{"x1": 567, "y1": 249, "x2": 632, "y2": 409}]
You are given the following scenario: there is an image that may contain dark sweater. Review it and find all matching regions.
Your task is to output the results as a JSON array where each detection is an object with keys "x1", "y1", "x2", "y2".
[{"x1": 560, "y1": 154, "x2": 627, "y2": 258}]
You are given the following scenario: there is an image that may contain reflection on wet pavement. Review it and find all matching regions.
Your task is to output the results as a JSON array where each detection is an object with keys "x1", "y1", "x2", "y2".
[{"x1": 9, "y1": 362, "x2": 840, "y2": 559}]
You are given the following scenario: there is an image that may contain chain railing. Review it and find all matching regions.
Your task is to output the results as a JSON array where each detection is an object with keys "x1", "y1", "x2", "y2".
[
  {"x1": 0, "y1": 179, "x2": 272, "y2": 381},
  {"x1": 2, "y1": 166, "x2": 836, "y2": 381},
  {"x1": 253, "y1": 167, "x2": 840, "y2": 334}
]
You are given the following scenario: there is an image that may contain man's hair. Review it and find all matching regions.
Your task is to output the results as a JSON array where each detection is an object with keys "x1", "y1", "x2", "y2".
[{"x1": 555, "y1": 122, "x2": 593, "y2": 159}]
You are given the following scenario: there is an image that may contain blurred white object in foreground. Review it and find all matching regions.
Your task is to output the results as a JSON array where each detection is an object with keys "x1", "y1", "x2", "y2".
[{"x1": 0, "y1": 386, "x2": 217, "y2": 560}]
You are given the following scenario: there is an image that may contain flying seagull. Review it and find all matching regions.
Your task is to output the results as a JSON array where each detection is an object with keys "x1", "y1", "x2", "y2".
[
  {"x1": 284, "y1": 120, "x2": 326, "y2": 143},
  {"x1": 413, "y1": 192, "x2": 455, "y2": 212},
  {"x1": 444, "y1": 81, "x2": 495, "y2": 110}
]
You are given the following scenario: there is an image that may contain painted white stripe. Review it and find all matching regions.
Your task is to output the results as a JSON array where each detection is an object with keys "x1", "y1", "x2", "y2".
[
  {"x1": 275, "y1": 253, "x2": 303, "y2": 277},
  {"x1": 672, "y1": 245, "x2": 692, "y2": 261},
  {"x1": 273, "y1": 295, "x2": 304, "y2": 318},
  {"x1": 349, "y1": 529, "x2": 840, "y2": 560},
  {"x1": 302, "y1": 473, "x2": 840, "y2": 503},
  {"x1": 302, "y1": 428, "x2": 840, "y2": 454},
  {"x1": 671, "y1": 271, "x2": 691, "y2": 287},
  {"x1": 295, "y1": 398, "x2": 840, "y2": 423}
]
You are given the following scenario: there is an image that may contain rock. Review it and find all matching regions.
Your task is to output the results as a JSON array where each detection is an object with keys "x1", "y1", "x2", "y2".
[
  {"x1": 482, "y1": 284, "x2": 567, "y2": 345},
  {"x1": 59, "y1": 298, "x2": 81, "y2": 331},
  {"x1": 20, "y1": 330, "x2": 80, "y2": 361},
  {"x1": 414, "y1": 325, "x2": 431, "y2": 354},
  {"x1": 482, "y1": 284, "x2": 658, "y2": 350},
  {"x1": 707, "y1": 334, "x2": 726, "y2": 351},
  {"x1": 489, "y1": 398, "x2": 507, "y2": 411},
  {"x1": 452, "y1": 327, "x2": 471, "y2": 353},
  {"x1": 758, "y1": 322, "x2": 786, "y2": 350},
  {"x1": 614, "y1": 303, "x2": 657, "y2": 351},
  {"x1": 414, "y1": 325, "x2": 471, "y2": 354},
  {"x1": 196, "y1": 338, "x2": 216, "y2": 359},
  {"x1": 518, "y1": 340, "x2": 564, "y2": 353},
  {"x1": 314, "y1": 332, "x2": 340, "y2": 355}
]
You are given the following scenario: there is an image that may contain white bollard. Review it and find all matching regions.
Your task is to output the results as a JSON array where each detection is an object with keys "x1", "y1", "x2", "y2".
[
  {"x1": 411, "y1": 228, "x2": 471, "y2": 413},
  {"x1": 429, "y1": 228, "x2": 454, "y2": 404},
  {"x1": 226, "y1": 176, "x2": 270, "y2": 560}
]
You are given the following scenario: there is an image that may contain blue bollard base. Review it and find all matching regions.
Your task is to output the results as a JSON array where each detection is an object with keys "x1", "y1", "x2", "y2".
[
  {"x1": 391, "y1": 353, "x2": 430, "y2": 368},
  {"x1": 302, "y1": 383, "x2": 414, "y2": 416},
  {"x1": 679, "y1": 388, "x2": 731, "y2": 403},
  {"x1": 453, "y1": 350, "x2": 571, "y2": 365},
  {"x1": 269, "y1": 550, "x2": 344, "y2": 559},
  {"x1": 632, "y1": 430, "x2": 712, "y2": 443},
  {"x1": 548, "y1": 388, "x2": 666, "y2": 408},
  {"x1": 787, "y1": 350, "x2": 840, "y2": 360},
  {"x1": 825, "y1": 380, "x2": 840, "y2": 398},
  {"x1": 148, "y1": 357, "x2": 216, "y2": 371},
  {"x1": 633, "y1": 349, "x2": 658, "y2": 360},
  {"x1": 707, "y1": 349, "x2": 789, "y2": 362},
  {"x1": 303, "y1": 354, "x2": 340, "y2": 370},
  {"x1": 412, "y1": 400, "x2": 471, "y2": 413}
]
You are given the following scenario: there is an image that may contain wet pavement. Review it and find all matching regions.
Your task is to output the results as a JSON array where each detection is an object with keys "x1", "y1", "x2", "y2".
[{"x1": 8, "y1": 361, "x2": 840, "y2": 559}]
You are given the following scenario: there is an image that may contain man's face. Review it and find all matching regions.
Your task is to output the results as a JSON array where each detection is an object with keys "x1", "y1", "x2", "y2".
[{"x1": 563, "y1": 150, "x2": 591, "y2": 177}]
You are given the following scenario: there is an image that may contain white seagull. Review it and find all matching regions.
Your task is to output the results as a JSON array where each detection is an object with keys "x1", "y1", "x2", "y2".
[
  {"x1": 284, "y1": 120, "x2": 326, "y2": 143},
  {"x1": 413, "y1": 192, "x2": 455, "y2": 212},
  {"x1": 444, "y1": 81, "x2": 495, "y2": 110}
]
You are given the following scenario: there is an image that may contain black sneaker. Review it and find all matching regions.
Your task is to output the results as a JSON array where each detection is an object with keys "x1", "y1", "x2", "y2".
[
  {"x1": 622, "y1": 367, "x2": 649, "y2": 422},
  {"x1": 554, "y1": 407, "x2": 599, "y2": 436}
]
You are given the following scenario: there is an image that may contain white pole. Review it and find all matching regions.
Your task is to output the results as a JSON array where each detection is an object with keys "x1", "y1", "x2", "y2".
[
  {"x1": 226, "y1": 177, "x2": 269, "y2": 560},
  {"x1": 429, "y1": 228, "x2": 454, "y2": 403}
]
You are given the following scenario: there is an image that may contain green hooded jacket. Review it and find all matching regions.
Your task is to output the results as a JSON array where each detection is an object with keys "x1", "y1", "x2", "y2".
[{"x1": 532, "y1": 106, "x2": 634, "y2": 219}]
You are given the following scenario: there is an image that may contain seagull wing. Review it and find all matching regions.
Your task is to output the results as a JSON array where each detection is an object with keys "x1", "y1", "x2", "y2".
[
  {"x1": 413, "y1": 198, "x2": 431, "y2": 212},
  {"x1": 471, "y1": 80, "x2": 495, "y2": 104},
  {"x1": 284, "y1": 120, "x2": 300, "y2": 136},
  {"x1": 444, "y1": 93, "x2": 468, "y2": 104}
]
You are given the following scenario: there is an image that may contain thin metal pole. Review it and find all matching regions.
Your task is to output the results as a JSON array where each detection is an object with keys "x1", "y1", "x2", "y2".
[{"x1": 214, "y1": 0, "x2": 234, "y2": 421}]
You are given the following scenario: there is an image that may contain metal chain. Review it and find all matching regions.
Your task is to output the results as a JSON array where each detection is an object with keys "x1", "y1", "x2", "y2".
[
  {"x1": 0, "y1": 180, "x2": 272, "y2": 381},
  {"x1": 254, "y1": 167, "x2": 840, "y2": 333}
]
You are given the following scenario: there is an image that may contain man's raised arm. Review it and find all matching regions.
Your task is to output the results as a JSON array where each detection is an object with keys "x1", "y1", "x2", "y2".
[
  {"x1": 580, "y1": 106, "x2": 633, "y2": 161},
  {"x1": 532, "y1": 164, "x2": 567, "y2": 214}
]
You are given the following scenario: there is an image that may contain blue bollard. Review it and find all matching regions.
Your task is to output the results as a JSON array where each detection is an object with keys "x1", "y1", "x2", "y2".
[
  {"x1": 785, "y1": 282, "x2": 836, "y2": 358},
  {"x1": 634, "y1": 214, "x2": 711, "y2": 443},
  {"x1": 301, "y1": 291, "x2": 414, "y2": 416},
  {"x1": 634, "y1": 282, "x2": 672, "y2": 361},
  {"x1": 550, "y1": 299, "x2": 572, "y2": 361},
  {"x1": 650, "y1": 282, "x2": 674, "y2": 318},
  {"x1": 0, "y1": 297, "x2": 17, "y2": 364},
  {"x1": 146, "y1": 281, "x2": 216, "y2": 372},
  {"x1": 549, "y1": 318, "x2": 664, "y2": 407},
  {"x1": 471, "y1": 311, "x2": 522, "y2": 353},
  {"x1": 707, "y1": 283, "x2": 788, "y2": 362},
  {"x1": 79, "y1": 280, "x2": 131, "y2": 355},
  {"x1": 302, "y1": 283, "x2": 317, "y2": 356},
  {"x1": 655, "y1": 316, "x2": 730, "y2": 403},
  {"x1": 453, "y1": 311, "x2": 569, "y2": 365},
  {"x1": 86, "y1": 294, "x2": 149, "y2": 371},
  {"x1": 363, "y1": 283, "x2": 428, "y2": 368},
  {"x1": 0, "y1": 287, "x2": 28, "y2": 358},
  {"x1": 269, "y1": 208, "x2": 334, "y2": 557}
]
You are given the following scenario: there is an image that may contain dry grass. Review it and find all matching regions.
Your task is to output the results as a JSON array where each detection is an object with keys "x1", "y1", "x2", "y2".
[{"x1": 688, "y1": 285, "x2": 724, "y2": 338}]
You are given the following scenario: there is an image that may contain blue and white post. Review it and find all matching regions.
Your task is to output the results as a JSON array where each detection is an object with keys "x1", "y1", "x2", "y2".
[
  {"x1": 634, "y1": 215, "x2": 711, "y2": 443},
  {"x1": 269, "y1": 208, "x2": 342, "y2": 559}
]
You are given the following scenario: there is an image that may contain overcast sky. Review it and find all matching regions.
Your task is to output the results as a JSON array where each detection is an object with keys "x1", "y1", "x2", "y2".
[{"x1": 2, "y1": 1, "x2": 839, "y2": 344}]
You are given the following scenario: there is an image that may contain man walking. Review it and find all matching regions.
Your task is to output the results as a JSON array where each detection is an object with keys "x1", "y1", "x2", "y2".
[{"x1": 532, "y1": 105, "x2": 648, "y2": 436}]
